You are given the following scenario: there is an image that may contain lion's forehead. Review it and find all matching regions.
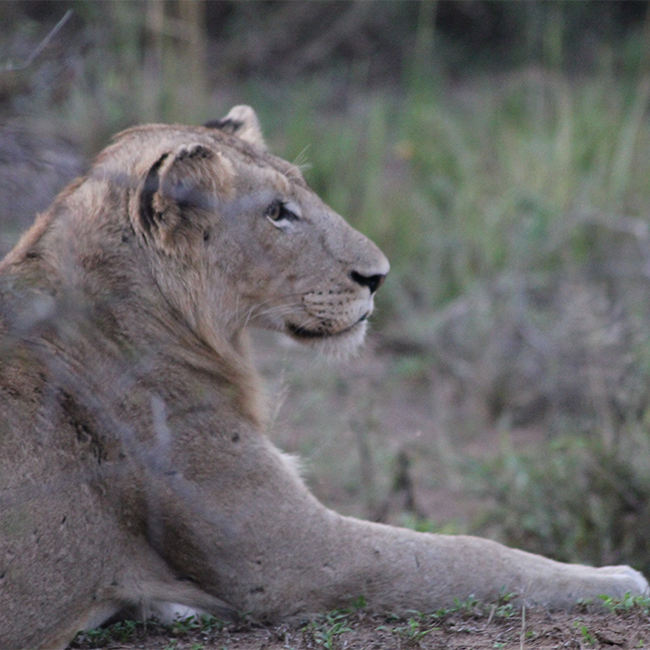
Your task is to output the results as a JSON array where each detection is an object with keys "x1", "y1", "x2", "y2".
[{"x1": 106, "y1": 125, "x2": 304, "y2": 185}]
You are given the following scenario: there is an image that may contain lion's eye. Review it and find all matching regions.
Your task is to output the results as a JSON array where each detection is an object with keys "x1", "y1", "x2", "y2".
[
  {"x1": 266, "y1": 200, "x2": 284, "y2": 221},
  {"x1": 265, "y1": 199, "x2": 300, "y2": 228}
]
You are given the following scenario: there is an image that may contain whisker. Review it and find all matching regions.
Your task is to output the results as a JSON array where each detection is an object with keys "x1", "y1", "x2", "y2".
[{"x1": 292, "y1": 145, "x2": 312, "y2": 173}]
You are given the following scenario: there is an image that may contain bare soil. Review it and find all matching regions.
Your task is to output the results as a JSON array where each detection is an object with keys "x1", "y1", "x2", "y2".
[{"x1": 69, "y1": 604, "x2": 650, "y2": 650}]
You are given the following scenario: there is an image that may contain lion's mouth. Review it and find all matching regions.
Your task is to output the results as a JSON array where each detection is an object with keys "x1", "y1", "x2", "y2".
[{"x1": 287, "y1": 313, "x2": 369, "y2": 340}]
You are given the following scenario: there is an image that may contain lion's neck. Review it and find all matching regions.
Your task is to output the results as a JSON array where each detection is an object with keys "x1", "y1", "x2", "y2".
[
  {"x1": 1, "y1": 206, "x2": 267, "y2": 432},
  {"x1": 157, "y1": 325, "x2": 267, "y2": 428}
]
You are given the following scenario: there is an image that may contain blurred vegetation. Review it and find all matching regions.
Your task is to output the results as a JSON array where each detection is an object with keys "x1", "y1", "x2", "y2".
[{"x1": 3, "y1": 1, "x2": 650, "y2": 576}]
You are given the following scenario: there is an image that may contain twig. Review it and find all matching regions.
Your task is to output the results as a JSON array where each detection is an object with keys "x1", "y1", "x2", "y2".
[
  {"x1": 486, "y1": 604, "x2": 496, "y2": 627},
  {"x1": 520, "y1": 605, "x2": 526, "y2": 650},
  {"x1": 0, "y1": 10, "x2": 73, "y2": 73}
]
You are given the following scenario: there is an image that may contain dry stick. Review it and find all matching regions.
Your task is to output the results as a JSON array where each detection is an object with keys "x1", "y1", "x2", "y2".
[
  {"x1": 486, "y1": 604, "x2": 496, "y2": 627},
  {"x1": 352, "y1": 413, "x2": 377, "y2": 519},
  {"x1": 0, "y1": 10, "x2": 73, "y2": 73},
  {"x1": 520, "y1": 605, "x2": 526, "y2": 650}
]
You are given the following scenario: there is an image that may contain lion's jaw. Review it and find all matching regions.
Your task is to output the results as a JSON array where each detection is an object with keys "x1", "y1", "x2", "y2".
[{"x1": 280, "y1": 277, "x2": 377, "y2": 357}]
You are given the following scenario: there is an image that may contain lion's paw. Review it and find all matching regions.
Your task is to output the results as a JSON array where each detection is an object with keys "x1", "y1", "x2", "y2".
[{"x1": 596, "y1": 565, "x2": 649, "y2": 596}]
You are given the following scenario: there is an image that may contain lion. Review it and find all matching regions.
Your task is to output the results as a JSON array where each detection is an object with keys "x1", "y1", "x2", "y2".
[{"x1": 0, "y1": 106, "x2": 646, "y2": 650}]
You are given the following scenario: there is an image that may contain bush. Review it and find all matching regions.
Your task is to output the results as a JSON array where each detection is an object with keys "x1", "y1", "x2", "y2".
[{"x1": 473, "y1": 431, "x2": 650, "y2": 576}]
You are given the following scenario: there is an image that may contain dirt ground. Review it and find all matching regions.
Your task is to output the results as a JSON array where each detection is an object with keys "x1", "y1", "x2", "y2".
[{"x1": 69, "y1": 604, "x2": 650, "y2": 650}]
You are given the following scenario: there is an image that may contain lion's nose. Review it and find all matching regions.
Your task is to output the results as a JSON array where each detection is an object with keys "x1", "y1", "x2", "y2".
[{"x1": 350, "y1": 270, "x2": 386, "y2": 294}]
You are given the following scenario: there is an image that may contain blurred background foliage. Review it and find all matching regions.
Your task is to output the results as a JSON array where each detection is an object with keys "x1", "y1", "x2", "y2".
[{"x1": 3, "y1": 0, "x2": 650, "y2": 577}]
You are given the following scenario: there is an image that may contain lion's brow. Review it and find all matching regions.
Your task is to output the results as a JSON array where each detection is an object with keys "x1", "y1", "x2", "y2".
[
  {"x1": 220, "y1": 190, "x2": 277, "y2": 221},
  {"x1": 261, "y1": 153, "x2": 307, "y2": 187}
]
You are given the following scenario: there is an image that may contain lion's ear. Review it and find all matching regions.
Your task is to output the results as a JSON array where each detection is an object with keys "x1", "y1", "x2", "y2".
[
  {"x1": 135, "y1": 143, "x2": 215, "y2": 247},
  {"x1": 204, "y1": 105, "x2": 267, "y2": 151}
]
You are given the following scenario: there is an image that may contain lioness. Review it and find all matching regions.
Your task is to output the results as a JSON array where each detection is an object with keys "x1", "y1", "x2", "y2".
[{"x1": 0, "y1": 107, "x2": 646, "y2": 650}]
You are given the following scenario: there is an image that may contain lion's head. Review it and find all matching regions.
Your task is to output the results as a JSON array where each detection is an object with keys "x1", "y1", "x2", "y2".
[{"x1": 65, "y1": 105, "x2": 390, "y2": 359}]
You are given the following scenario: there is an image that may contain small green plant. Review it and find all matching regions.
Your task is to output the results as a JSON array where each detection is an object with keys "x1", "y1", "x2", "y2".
[
  {"x1": 598, "y1": 592, "x2": 650, "y2": 613},
  {"x1": 575, "y1": 621, "x2": 596, "y2": 646},
  {"x1": 72, "y1": 618, "x2": 145, "y2": 646},
  {"x1": 494, "y1": 601, "x2": 515, "y2": 619},
  {"x1": 113, "y1": 619, "x2": 139, "y2": 641},
  {"x1": 492, "y1": 590, "x2": 517, "y2": 618},
  {"x1": 74, "y1": 626, "x2": 113, "y2": 645},
  {"x1": 305, "y1": 609, "x2": 353, "y2": 650},
  {"x1": 451, "y1": 594, "x2": 481, "y2": 614},
  {"x1": 350, "y1": 594, "x2": 367, "y2": 611},
  {"x1": 169, "y1": 614, "x2": 203, "y2": 634},
  {"x1": 391, "y1": 613, "x2": 437, "y2": 643}
]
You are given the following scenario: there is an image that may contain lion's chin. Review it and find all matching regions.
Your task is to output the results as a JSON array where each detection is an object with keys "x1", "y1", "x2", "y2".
[{"x1": 287, "y1": 318, "x2": 368, "y2": 359}]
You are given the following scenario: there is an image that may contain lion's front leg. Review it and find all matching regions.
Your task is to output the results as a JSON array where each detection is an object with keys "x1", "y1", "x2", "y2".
[
  {"x1": 150, "y1": 435, "x2": 647, "y2": 617},
  {"x1": 313, "y1": 523, "x2": 648, "y2": 611}
]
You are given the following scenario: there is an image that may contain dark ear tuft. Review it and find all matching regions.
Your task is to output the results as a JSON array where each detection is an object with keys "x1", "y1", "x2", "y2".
[
  {"x1": 204, "y1": 105, "x2": 267, "y2": 151},
  {"x1": 175, "y1": 142, "x2": 213, "y2": 162},
  {"x1": 139, "y1": 153, "x2": 169, "y2": 234},
  {"x1": 204, "y1": 117, "x2": 243, "y2": 133}
]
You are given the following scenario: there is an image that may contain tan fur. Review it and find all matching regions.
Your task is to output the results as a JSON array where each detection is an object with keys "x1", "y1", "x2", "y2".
[{"x1": 0, "y1": 106, "x2": 646, "y2": 650}]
